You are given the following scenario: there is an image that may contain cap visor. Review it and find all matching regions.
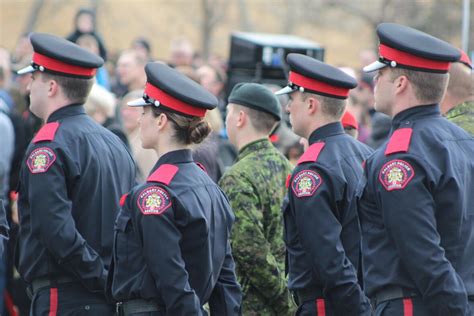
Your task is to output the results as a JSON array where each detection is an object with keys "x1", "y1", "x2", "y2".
[
  {"x1": 274, "y1": 86, "x2": 296, "y2": 96},
  {"x1": 127, "y1": 98, "x2": 149, "y2": 107},
  {"x1": 363, "y1": 60, "x2": 387, "y2": 73},
  {"x1": 17, "y1": 65, "x2": 35, "y2": 75}
]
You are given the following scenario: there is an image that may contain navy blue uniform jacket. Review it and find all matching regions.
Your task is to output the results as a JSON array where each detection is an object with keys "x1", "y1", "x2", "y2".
[
  {"x1": 358, "y1": 104, "x2": 474, "y2": 315},
  {"x1": 283, "y1": 122, "x2": 373, "y2": 315},
  {"x1": 17, "y1": 104, "x2": 136, "y2": 293},
  {"x1": 110, "y1": 149, "x2": 242, "y2": 315}
]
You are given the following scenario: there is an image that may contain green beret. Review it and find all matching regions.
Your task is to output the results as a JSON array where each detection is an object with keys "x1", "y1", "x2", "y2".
[{"x1": 228, "y1": 83, "x2": 281, "y2": 120}]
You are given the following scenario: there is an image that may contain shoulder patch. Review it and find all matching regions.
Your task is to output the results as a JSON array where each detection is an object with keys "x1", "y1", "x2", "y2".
[
  {"x1": 291, "y1": 169, "x2": 323, "y2": 198},
  {"x1": 147, "y1": 164, "x2": 179, "y2": 185},
  {"x1": 137, "y1": 186, "x2": 172, "y2": 215},
  {"x1": 297, "y1": 142, "x2": 325, "y2": 165},
  {"x1": 379, "y1": 159, "x2": 415, "y2": 191},
  {"x1": 27, "y1": 147, "x2": 56, "y2": 174},
  {"x1": 33, "y1": 122, "x2": 60, "y2": 144},
  {"x1": 385, "y1": 128, "x2": 412, "y2": 156}
]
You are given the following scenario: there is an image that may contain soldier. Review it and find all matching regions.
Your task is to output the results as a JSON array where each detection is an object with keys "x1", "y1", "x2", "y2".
[
  {"x1": 360, "y1": 23, "x2": 474, "y2": 315},
  {"x1": 218, "y1": 83, "x2": 294, "y2": 315},
  {"x1": 16, "y1": 33, "x2": 136, "y2": 315},
  {"x1": 277, "y1": 53, "x2": 373, "y2": 315},
  {"x1": 441, "y1": 50, "x2": 473, "y2": 135},
  {"x1": 110, "y1": 62, "x2": 242, "y2": 315}
]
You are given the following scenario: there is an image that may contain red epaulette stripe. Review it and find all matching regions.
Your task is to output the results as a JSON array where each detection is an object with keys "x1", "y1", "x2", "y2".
[
  {"x1": 403, "y1": 298, "x2": 413, "y2": 316},
  {"x1": 33, "y1": 122, "x2": 60, "y2": 143},
  {"x1": 119, "y1": 193, "x2": 129, "y2": 207},
  {"x1": 385, "y1": 128, "x2": 412, "y2": 156},
  {"x1": 48, "y1": 288, "x2": 58, "y2": 316},
  {"x1": 297, "y1": 142, "x2": 325, "y2": 165},
  {"x1": 147, "y1": 164, "x2": 179, "y2": 185},
  {"x1": 285, "y1": 174, "x2": 291, "y2": 188},
  {"x1": 316, "y1": 298, "x2": 326, "y2": 316}
]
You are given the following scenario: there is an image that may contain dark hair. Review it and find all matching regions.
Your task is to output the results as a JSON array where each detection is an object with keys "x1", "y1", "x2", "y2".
[
  {"x1": 150, "y1": 106, "x2": 211, "y2": 145},
  {"x1": 41, "y1": 72, "x2": 94, "y2": 104},
  {"x1": 389, "y1": 68, "x2": 449, "y2": 104}
]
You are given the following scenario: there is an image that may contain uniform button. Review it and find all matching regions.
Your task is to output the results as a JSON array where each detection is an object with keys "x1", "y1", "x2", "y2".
[{"x1": 84, "y1": 305, "x2": 90, "y2": 310}]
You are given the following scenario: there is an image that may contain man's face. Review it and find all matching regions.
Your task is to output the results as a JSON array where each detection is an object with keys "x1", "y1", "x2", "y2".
[
  {"x1": 225, "y1": 103, "x2": 239, "y2": 147},
  {"x1": 197, "y1": 66, "x2": 222, "y2": 97},
  {"x1": 286, "y1": 91, "x2": 307, "y2": 137},
  {"x1": 27, "y1": 72, "x2": 49, "y2": 119},
  {"x1": 373, "y1": 67, "x2": 395, "y2": 116},
  {"x1": 116, "y1": 53, "x2": 141, "y2": 86}
]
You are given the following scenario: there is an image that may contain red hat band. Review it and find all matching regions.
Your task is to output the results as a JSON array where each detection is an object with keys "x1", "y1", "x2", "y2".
[
  {"x1": 33, "y1": 52, "x2": 97, "y2": 77},
  {"x1": 379, "y1": 44, "x2": 450, "y2": 72},
  {"x1": 289, "y1": 71, "x2": 350, "y2": 98},
  {"x1": 144, "y1": 83, "x2": 206, "y2": 117}
]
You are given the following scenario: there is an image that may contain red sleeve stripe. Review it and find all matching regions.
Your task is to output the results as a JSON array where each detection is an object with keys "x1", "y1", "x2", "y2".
[
  {"x1": 33, "y1": 53, "x2": 97, "y2": 77},
  {"x1": 316, "y1": 298, "x2": 326, "y2": 316},
  {"x1": 48, "y1": 288, "x2": 58, "y2": 316},
  {"x1": 289, "y1": 71, "x2": 350, "y2": 98},
  {"x1": 403, "y1": 298, "x2": 413, "y2": 316},
  {"x1": 379, "y1": 44, "x2": 450, "y2": 72},
  {"x1": 145, "y1": 83, "x2": 206, "y2": 117}
]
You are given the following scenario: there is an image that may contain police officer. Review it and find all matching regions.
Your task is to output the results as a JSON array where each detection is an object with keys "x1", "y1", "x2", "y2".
[
  {"x1": 110, "y1": 62, "x2": 242, "y2": 315},
  {"x1": 277, "y1": 54, "x2": 372, "y2": 315},
  {"x1": 359, "y1": 23, "x2": 474, "y2": 315},
  {"x1": 16, "y1": 33, "x2": 136, "y2": 315},
  {"x1": 219, "y1": 83, "x2": 294, "y2": 316}
]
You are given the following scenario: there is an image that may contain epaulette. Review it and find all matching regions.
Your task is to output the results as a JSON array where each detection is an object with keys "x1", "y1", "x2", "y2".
[
  {"x1": 385, "y1": 127, "x2": 413, "y2": 156},
  {"x1": 297, "y1": 142, "x2": 325, "y2": 165},
  {"x1": 147, "y1": 164, "x2": 179, "y2": 185},
  {"x1": 32, "y1": 122, "x2": 60, "y2": 144}
]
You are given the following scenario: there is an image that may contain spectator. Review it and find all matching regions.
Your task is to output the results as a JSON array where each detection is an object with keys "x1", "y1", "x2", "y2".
[
  {"x1": 131, "y1": 37, "x2": 153, "y2": 62},
  {"x1": 168, "y1": 37, "x2": 194, "y2": 68},
  {"x1": 113, "y1": 50, "x2": 147, "y2": 97},
  {"x1": 76, "y1": 34, "x2": 110, "y2": 90}
]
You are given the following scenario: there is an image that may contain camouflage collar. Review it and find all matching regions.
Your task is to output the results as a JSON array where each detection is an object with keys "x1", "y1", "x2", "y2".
[
  {"x1": 445, "y1": 101, "x2": 474, "y2": 120},
  {"x1": 237, "y1": 138, "x2": 273, "y2": 161}
]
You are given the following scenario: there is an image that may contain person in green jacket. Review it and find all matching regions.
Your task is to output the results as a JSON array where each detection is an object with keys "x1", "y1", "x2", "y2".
[{"x1": 219, "y1": 83, "x2": 294, "y2": 316}]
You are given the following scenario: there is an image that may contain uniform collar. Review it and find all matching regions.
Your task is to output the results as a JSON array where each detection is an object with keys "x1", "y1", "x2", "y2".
[
  {"x1": 391, "y1": 104, "x2": 440, "y2": 128},
  {"x1": 47, "y1": 103, "x2": 85, "y2": 123},
  {"x1": 308, "y1": 122, "x2": 345, "y2": 144},
  {"x1": 150, "y1": 149, "x2": 193, "y2": 174},
  {"x1": 237, "y1": 138, "x2": 273, "y2": 162}
]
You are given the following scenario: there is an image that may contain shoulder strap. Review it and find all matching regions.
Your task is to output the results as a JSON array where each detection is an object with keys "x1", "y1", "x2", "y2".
[
  {"x1": 33, "y1": 122, "x2": 60, "y2": 143},
  {"x1": 385, "y1": 128, "x2": 413, "y2": 156},
  {"x1": 147, "y1": 164, "x2": 179, "y2": 185},
  {"x1": 297, "y1": 142, "x2": 325, "y2": 165}
]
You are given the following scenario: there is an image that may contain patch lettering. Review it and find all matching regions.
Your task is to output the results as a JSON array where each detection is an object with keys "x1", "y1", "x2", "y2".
[
  {"x1": 379, "y1": 159, "x2": 415, "y2": 191},
  {"x1": 27, "y1": 147, "x2": 56, "y2": 174},
  {"x1": 137, "y1": 186, "x2": 172, "y2": 215},
  {"x1": 291, "y1": 170, "x2": 322, "y2": 198}
]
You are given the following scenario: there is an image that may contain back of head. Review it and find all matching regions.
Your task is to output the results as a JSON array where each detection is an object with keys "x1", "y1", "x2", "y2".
[
  {"x1": 84, "y1": 84, "x2": 116, "y2": 118},
  {"x1": 446, "y1": 62, "x2": 474, "y2": 101}
]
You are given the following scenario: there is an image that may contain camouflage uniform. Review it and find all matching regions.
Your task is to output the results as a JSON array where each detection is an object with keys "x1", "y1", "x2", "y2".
[
  {"x1": 219, "y1": 138, "x2": 294, "y2": 316},
  {"x1": 445, "y1": 100, "x2": 474, "y2": 136}
]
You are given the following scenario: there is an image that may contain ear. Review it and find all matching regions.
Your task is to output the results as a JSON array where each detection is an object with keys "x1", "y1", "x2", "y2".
[
  {"x1": 156, "y1": 112, "x2": 168, "y2": 131},
  {"x1": 306, "y1": 95, "x2": 320, "y2": 115},
  {"x1": 236, "y1": 109, "x2": 246, "y2": 128},
  {"x1": 47, "y1": 79, "x2": 60, "y2": 97},
  {"x1": 394, "y1": 75, "x2": 409, "y2": 95}
]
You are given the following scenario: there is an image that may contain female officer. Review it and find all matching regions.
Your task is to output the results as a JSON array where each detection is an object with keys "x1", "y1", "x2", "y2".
[{"x1": 109, "y1": 62, "x2": 242, "y2": 315}]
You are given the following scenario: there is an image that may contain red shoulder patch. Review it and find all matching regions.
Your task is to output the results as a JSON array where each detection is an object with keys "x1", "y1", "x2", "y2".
[
  {"x1": 291, "y1": 169, "x2": 323, "y2": 198},
  {"x1": 147, "y1": 164, "x2": 179, "y2": 185},
  {"x1": 379, "y1": 159, "x2": 415, "y2": 191},
  {"x1": 385, "y1": 128, "x2": 412, "y2": 156},
  {"x1": 137, "y1": 186, "x2": 172, "y2": 215},
  {"x1": 33, "y1": 122, "x2": 60, "y2": 144},
  {"x1": 297, "y1": 142, "x2": 325, "y2": 165},
  {"x1": 119, "y1": 193, "x2": 129, "y2": 207},
  {"x1": 285, "y1": 174, "x2": 291, "y2": 189},
  {"x1": 27, "y1": 147, "x2": 56, "y2": 174}
]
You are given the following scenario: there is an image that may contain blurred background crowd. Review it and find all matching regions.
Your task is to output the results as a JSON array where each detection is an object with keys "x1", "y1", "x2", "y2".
[{"x1": 0, "y1": 1, "x2": 471, "y2": 315}]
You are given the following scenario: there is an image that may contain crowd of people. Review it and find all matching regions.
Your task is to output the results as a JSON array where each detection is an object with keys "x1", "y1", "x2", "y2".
[{"x1": 0, "y1": 7, "x2": 473, "y2": 316}]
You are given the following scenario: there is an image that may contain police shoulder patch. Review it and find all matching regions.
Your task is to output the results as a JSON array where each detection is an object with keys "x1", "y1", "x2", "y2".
[
  {"x1": 27, "y1": 147, "x2": 56, "y2": 174},
  {"x1": 136, "y1": 186, "x2": 172, "y2": 215},
  {"x1": 379, "y1": 159, "x2": 415, "y2": 191},
  {"x1": 291, "y1": 169, "x2": 323, "y2": 198}
]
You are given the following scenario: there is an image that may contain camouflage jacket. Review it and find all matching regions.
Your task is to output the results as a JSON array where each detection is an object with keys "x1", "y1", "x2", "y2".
[
  {"x1": 446, "y1": 100, "x2": 474, "y2": 136},
  {"x1": 219, "y1": 138, "x2": 294, "y2": 316}
]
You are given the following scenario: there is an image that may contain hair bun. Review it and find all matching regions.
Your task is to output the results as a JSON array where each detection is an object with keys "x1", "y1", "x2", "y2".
[{"x1": 188, "y1": 120, "x2": 211, "y2": 144}]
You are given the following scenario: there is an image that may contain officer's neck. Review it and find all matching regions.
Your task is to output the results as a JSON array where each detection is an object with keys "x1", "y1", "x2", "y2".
[
  {"x1": 153, "y1": 138, "x2": 188, "y2": 161},
  {"x1": 303, "y1": 115, "x2": 337, "y2": 140},
  {"x1": 42, "y1": 96, "x2": 76, "y2": 122}
]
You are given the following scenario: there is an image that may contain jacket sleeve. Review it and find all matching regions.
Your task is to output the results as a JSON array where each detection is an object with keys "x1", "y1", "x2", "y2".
[
  {"x1": 208, "y1": 240, "x2": 242, "y2": 316},
  {"x1": 0, "y1": 199, "x2": 8, "y2": 256},
  {"x1": 219, "y1": 174, "x2": 288, "y2": 311},
  {"x1": 138, "y1": 190, "x2": 202, "y2": 316},
  {"x1": 26, "y1": 146, "x2": 106, "y2": 292},
  {"x1": 290, "y1": 165, "x2": 370, "y2": 315},
  {"x1": 375, "y1": 156, "x2": 469, "y2": 315}
]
